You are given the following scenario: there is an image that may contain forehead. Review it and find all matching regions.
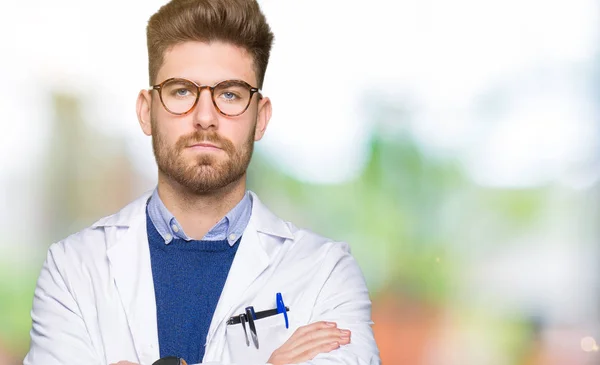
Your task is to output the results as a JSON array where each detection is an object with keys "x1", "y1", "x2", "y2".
[{"x1": 157, "y1": 41, "x2": 257, "y2": 86}]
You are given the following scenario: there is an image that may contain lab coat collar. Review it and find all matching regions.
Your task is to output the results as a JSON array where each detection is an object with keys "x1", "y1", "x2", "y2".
[{"x1": 92, "y1": 190, "x2": 293, "y2": 240}]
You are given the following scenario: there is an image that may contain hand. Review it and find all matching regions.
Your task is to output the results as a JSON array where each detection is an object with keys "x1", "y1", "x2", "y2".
[
  {"x1": 109, "y1": 361, "x2": 140, "y2": 365},
  {"x1": 267, "y1": 321, "x2": 351, "y2": 365}
]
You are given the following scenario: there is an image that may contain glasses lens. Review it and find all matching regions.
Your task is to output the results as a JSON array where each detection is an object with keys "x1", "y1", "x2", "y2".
[
  {"x1": 213, "y1": 81, "x2": 252, "y2": 116},
  {"x1": 161, "y1": 79, "x2": 198, "y2": 114}
]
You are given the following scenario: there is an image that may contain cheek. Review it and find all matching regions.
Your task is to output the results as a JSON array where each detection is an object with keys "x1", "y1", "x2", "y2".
[
  {"x1": 230, "y1": 115, "x2": 258, "y2": 141},
  {"x1": 153, "y1": 123, "x2": 182, "y2": 149},
  {"x1": 228, "y1": 125, "x2": 255, "y2": 149},
  {"x1": 153, "y1": 114, "x2": 190, "y2": 142}
]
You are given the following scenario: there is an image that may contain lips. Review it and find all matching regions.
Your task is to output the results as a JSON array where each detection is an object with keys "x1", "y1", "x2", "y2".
[{"x1": 188, "y1": 142, "x2": 221, "y2": 149}]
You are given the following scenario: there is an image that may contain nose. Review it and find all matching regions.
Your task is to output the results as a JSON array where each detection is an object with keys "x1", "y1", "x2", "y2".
[{"x1": 192, "y1": 87, "x2": 219, "y2": 130}]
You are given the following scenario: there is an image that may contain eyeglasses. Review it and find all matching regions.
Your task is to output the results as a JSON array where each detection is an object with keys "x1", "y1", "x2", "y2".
[{"x1": 151, "y1": 78, "x2": 261, "y2": 117}]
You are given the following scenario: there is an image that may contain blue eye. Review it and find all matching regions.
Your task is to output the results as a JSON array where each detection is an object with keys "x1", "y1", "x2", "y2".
[
  {"x1": 222, "y1": 92, "x2": 237, "y2": 100},
  {"x1": 176, "y1": 88, "x2": 189, "y2": 96}
]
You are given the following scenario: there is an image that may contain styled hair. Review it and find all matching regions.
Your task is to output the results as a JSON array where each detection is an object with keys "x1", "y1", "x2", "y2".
[{"x1": 146, "y1": 0, "x2": 274, "y2": 88}]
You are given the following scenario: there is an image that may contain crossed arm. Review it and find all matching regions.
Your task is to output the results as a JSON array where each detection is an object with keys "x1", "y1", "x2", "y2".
[{"x1": 110, "y1": 321, "x2": 351, "y2": 365}]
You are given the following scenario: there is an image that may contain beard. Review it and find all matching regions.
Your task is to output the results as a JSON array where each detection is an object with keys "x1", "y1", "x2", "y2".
[{"x1": 151, "y1": 119, "x2": 255, "y2": 195}]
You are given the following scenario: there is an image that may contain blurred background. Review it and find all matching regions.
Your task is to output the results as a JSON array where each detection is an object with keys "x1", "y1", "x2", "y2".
[{"x1": 1, "y1": 0, "x2": 599, "y2": 364}]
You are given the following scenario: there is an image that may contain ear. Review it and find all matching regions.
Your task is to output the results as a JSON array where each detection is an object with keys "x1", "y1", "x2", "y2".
[
  {"x1": 254, "y1": 96, "x2": 272, "y2": 141},
  {"x1": 136, "y1": 89, "x2": 153, "y2": 136}
]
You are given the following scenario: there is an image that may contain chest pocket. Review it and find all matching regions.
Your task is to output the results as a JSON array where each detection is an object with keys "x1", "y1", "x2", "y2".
[{"x1": 225, "y1": 311, "x2": 294, "y2": 363}]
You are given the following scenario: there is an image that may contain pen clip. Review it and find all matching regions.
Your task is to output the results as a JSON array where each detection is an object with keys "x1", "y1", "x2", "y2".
[
  {"x1": 276, "y1": 292, "x2": 289, "y2": 329},
  {"x1": 245, "y1": 306, "x2": 259, "y2": 349},
  {"x1": 239, "y1": 314, "x2": 250, "y2": 347}
]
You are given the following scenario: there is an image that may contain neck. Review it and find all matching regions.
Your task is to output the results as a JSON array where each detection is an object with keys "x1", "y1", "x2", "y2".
[{"x1": 156, "y1": 173, "x2": 247, "y2": 240}]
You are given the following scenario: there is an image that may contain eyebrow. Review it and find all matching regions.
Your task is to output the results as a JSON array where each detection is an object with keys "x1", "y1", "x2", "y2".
[
  {"x1": 184, "y1": 78, "x2": 258, "y2": 89},
  {"x1": 174, "y1": 77, "x2": 252, "y2": 87}
]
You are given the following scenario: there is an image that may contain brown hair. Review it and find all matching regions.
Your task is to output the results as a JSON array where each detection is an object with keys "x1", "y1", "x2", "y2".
[{"x1": 147, "y1": 0, "x2": 274, "y2": 88}]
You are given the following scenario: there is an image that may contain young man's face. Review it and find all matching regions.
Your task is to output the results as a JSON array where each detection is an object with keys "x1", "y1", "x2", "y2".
[{"x1": 137, "y1": 41, "x2": 271, "y2": 194}]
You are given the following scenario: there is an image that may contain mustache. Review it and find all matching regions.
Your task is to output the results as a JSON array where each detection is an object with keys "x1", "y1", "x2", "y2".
[{"x1": 175, "y1": 131, "x2": 235, "y2": 154}]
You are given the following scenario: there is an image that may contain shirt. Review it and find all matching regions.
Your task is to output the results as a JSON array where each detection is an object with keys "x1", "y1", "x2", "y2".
[{"x1": 146, "y1": 188, "x2": 253, "y2": 246}]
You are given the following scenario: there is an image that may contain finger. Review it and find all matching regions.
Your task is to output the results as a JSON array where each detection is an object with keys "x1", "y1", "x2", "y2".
[
  {"x1": 284, "y1": 322, "x2": 338, "y2": 349},
  {"x1": 277, "y1": 340, "x2": 341, "y2": 365},
  {"x1": 339, "y1": 329, "x2": 351, "y2": 343},
  {"x1": 293, "y1": 321, "x2": 337, "y2": 337},
  {"x1": 298, "y1": 340, "x2": 342, "y2": 362},
  {"x1": 286, "y1": 326, "x2": 348, "y2": 350},
  {"x1": 287, "y1": 328, "x2": 350, "y2": 359}
]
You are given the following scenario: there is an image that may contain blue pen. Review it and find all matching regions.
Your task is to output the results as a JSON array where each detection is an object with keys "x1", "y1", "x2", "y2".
[{"x1": 276, "y1": 292, "x2": 289, "y2": 329}]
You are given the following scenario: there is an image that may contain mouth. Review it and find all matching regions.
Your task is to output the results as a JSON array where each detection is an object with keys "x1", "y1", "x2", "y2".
[{"x1": 187, "y1": 142, "x2": 221, "y2": 150}]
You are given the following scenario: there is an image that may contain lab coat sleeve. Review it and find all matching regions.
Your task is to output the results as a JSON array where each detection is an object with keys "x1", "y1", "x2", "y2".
[
  {"x1": 24, "y1": 243, "x2": 103, "y2": 365},
  {"x1": 298, "y1": 243, "x2": 381, "y2": 365}
]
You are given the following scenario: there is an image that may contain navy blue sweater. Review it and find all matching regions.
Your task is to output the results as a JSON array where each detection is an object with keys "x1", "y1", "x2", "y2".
[{"x1": 146, "y1": 210, "x2": 240, "y2": 363}]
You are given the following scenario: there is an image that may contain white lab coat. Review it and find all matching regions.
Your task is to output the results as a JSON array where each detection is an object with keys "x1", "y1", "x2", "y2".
[{"x1": 24, "y1": 191, "x2": 380, "y2": 365}]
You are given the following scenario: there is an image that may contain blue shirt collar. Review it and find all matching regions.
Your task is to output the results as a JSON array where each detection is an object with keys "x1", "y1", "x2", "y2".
[{"x1": 147, "y1": 188, "x2": 253, "y2": 246}]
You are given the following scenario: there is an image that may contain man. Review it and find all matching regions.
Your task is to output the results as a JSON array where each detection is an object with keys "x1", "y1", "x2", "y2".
[{"x1": 24, "y1": 1, "x2": 380, "y2": 364}]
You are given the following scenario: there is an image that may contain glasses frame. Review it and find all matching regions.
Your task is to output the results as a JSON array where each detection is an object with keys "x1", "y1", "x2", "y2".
[{"x1": 151, "y1": 78, "x2": 262, "y2": 117}]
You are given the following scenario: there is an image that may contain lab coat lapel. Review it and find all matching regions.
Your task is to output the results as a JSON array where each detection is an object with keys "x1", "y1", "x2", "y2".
[
  {"x1": 209, "y1": 220, "x2": 269, "y2": 335},
  {"x1": 105, "y1": 197, "x2": 160, "y2": 364},
  {"x1": 205, "y1": 193, "x2": 295, "y2": 360}
]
